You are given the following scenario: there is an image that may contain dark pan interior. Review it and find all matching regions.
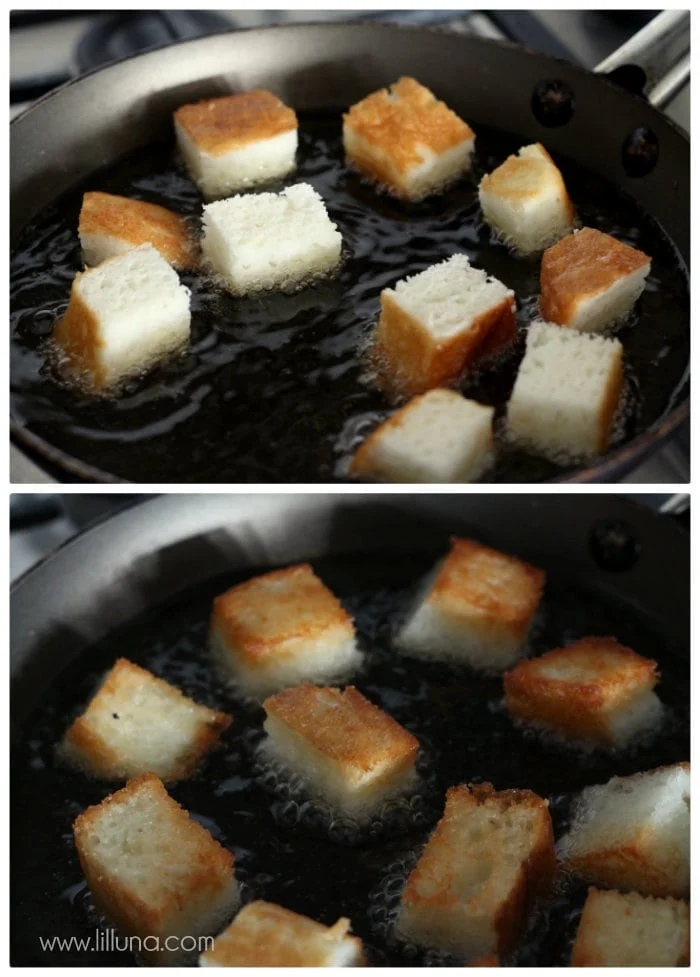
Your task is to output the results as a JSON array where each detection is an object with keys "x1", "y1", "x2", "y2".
[
  {"x1": 10, "y1": 113, "x2": 689, "y2": 483},
  {"x1": 11, "y1": 545, "x2": 689, "y2": 966}
]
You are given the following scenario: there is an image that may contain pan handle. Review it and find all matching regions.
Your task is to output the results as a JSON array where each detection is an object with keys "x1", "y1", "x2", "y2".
[{"x1": 594, "y1": 10, "x2": 690, "y2": 110}]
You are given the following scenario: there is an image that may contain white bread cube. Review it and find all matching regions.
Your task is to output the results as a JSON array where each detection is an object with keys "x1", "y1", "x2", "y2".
[
  {"x1": 505, "y1": 320, "x2": 623, "y2": 464},
  {"x1": 261, "y1": 684, "x2": 419, "y2": 819},
  {"x1": 350, "y1": 389, "x2": 494, "y2": 483},
  {"x1": 58, "y1": 658, "x2": 231, "y2": 782},
  {"x1": 211, "y1": 564, "x2": 361, "y2": 699},
  {"x1": 395, "y1": 783, "x2": 556, "y2": 960},
  {"x1": 174, "y1": 90, "x2": 298, "y2": 199},
  {"x1": 343, "y1": 77, "x2": 475, "y2": 201},
  {"x1": 201, "y1": 183, "x2": 342, "y2": 295},
  {"x1": 200, "y1": 900, "x2": 365, "y2": 966},
  {"x1": 53, "y1": 243, "x2": 190, "y2": 392},
  {"x1": 478, "y1": 143, "x2": 575, "y2": 254},
  {"x1": 558, "y1": 763, "x2": 690, "y2": 899},
  {"x1": 79, "y1": 191, "x2": 195, "y2": 269},
  {"x1": 541, "y1": 227, "x2": 651, "y2": 333},
  {"x1": 396, "y1": 536, "x2": 545, "y2": 672},
  {"x1": 571, "y1": 887, "x2": 690, "y2": 967},
  {"x1": 372, "y1": 254, "x2": 516, "y2": 398},
  {"x1": 73, "y1": 773, "x2": 239, "y2": 965},
  {"x1": 504, "y1": 637, "x2": 663, "y2": 748}
]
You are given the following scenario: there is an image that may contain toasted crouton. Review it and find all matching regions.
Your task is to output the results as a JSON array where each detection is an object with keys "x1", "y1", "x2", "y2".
[
  {"x1": 211, "y1": 564, "x2": 362, "y2": 699},
  {"x1": 504, "y1": 637, "x2": 663, "y2": 747},
  {"x1": 571, "y1": 888, "x2": 690, "y2": 966},
  {"x1": 200, "y1": 900, "x2": 365, "y2": 966},
  {"x1": 73, "y1": 773, "x2": 239, "y2": 965},
  {"x1": 395, "y1": 783, "x2": 556, "y2": 960},
  {"x1": 174, "y1": 90, "x2": 298, "y2": 199},
  {"x1": 396, "y1": 537, "x2": 545, "y2": 671},
  {"x1": 558, "y1": 763, "x2": 690, "y2": 898},
  {"x1": 479, "y1": 143, "x2": 575, "y2": 254},
  {"x1": 505, "y1": 320, "x2": 624, "y2": 464},
  {"x1": 262, "y1": 684, "x2": 419, "y2": 819},
  {"x1": 201, "y1": 183, "x2": 342, "y2": 295},
  {"x1": 371, "y1": 254, "x2": 516, "y2": 398},
  {"x1": 79, "y1": 192, "x2": 195, "y2": 269},
  {"x1": 343, "y1": 76, "x2": 475, "y2": 201},
  {"x1": 540, "y1": 227, "x2": 651, "y2": 333},
  {"x1": 58, "y1": 658, "x2": 231, "y2": 782},
  {"x1": 53, "y1": 243, "x2": 191, "y2": 392},
  {"x1": 350, "y1": 389, "x2": 494, "y2": 483}
]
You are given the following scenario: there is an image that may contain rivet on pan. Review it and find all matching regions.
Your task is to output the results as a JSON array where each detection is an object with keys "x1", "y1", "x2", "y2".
[
  {"x1": 531, "y1": 79, "x2": 575, "y2": 128},
  {"x1": 622, "y1": 126, "x2": 660, "y2": 178},
  {"x1": 589, "y1": 519, "x2": 641, "y2": 572}
]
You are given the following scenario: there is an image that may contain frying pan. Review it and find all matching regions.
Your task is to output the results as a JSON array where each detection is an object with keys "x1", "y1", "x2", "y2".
[
  {"x1": 10, "y1": 494, "x2": 689, "y2": 965},
  {"x1": 10, "y1": 15, "x2": 690, "y2": 484}
]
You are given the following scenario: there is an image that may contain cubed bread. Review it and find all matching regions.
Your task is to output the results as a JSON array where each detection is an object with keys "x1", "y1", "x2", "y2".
[
  {"x1": 201, "y1": 183, "x2": 342, "y2": 295},
  {"x1": 505, "y1": 320, "x2": 623, "y2": 464},
  {"x1": 504, "y1": 637, "x2": 663, "y2": 747},
  {"x1": 343, "y1": 76, "x2": 475, "y2": 201},
  {"x1": 558, "y1": 763, "x2": 690, "y2": 898},
  {"x1": 371, "y1": 254, "x2": 516, "y2": 398},
  {"x1": 211, "y1": 563, "x2": 362, "y2": 699},
  {"x1": 350, "y1": 389, "x2": 494, "y2": 483},
  {"x1": 58, "y1": 658, "x2": 231, "y2": 782},
  {"x1": 53, "y1": 243, "x2": 191, "y2": 392},
  {"x1": 571, "y1": 887, "x2": 690, "y2": 967},
  {"x1": 73, "y1": 773, "x2": 239, "y2": 965},
  {"x1": 396, "y1": 536, "x2": 545, "y2": 672},
  {"x1": 395, "y1": 783, "x2": 556, "y2": 960},
  {"x1": 541, "y1": 227, "x2": 651, "y2": 333},
  {"x1": 478, "y1": 143, "x2": 575, "y2": 254},
  {"x1": 200, "y1": 900, "x2": 365, "y2": 966},
  {"x1": 174, "y1": 90, "x2": 298, "y2": 199},
  {"x1": 261, "y1": 684, "x2": 419, "y2": 819},
  {"x1": 79, "y1": 191, "x2": 195, "y2": 269}
]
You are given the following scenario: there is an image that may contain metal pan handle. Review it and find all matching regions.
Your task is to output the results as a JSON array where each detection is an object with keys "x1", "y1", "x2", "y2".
[{"x1": 594, "y1": 9, "x2": 690, "y2": 110}]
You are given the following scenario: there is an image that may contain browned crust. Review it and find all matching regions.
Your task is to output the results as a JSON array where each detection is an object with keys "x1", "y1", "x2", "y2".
[
  {"x1": 73, "y1": 773, "x2": 236, "y2": 940},
  {"x1": 541, "y1": 227, "x2": 651, "y2": 325},
  {"x1": 204, "y1": 901, "x2": 365, "y2": 966},
  {"x1": 79, "y1": 192, "x2": 196, "y2": 269},
  {"x1": 372, "y1": 291, "x2": 516, "y2": 398},
  {"x1": 504, "y1": 638, "x2": 658, "y2": 744},
  {"x1": 401, "y1": 783, "x2": 556, "y2": 955},
  {"x1": 174, "y1": 90, "x2": 297, "y2": 156},
  {"x1": 597, "y1": 343, "x2": 624, "y2": 452},
  {"x1": 212, "y1": 564, "x2": 353, "y2": 667},
  {"x1": 430, "y1": 537, "x2": 545, "y2": 635},
  {"x1": 343, "y1": 77, "x2": 474, "y2": 180},
  {"x1": 571, "y1": 888, "x2": 690, "y2": 967},
  {"x1": 53, "y1": 280, "x2": 106, "y2": 389},
  {"x1": 62, "y1": 658, "x2": 231, "y2": 781},
  {"x1": 480, "y1": 143, "x2": 575, "y2": 222},
  {"x1": 564, "y1": 833, "x2": 689, "y2": 900},
  {"x1": 264, "y1": 684, "x2": 419, "y2": 773}
]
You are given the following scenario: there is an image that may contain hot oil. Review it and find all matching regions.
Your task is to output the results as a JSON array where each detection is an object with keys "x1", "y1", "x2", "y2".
[
  {"x1": 10, "y1": 551, "x2": 689, "y2": 966},
  {"x1": 10, "y1": 115, "x2": 689, "y2": 482}
]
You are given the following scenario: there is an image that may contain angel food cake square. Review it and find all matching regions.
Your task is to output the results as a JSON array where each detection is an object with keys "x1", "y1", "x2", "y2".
[
  {"x1": 396, "y1": 536, "x2": 545, "y2": 671},
  {"x1": 261, "y1": 684, "x2": 419, "y2": 818},
  {"x1": 200, "y1": 901, "x2": 365, "y2": 966},
  {"x1": 174, "y1": 90, "x2": 298, "y2": 199},
  {"x1": 201, "y1": 183, "x2": 342, "y2": 294},
  {"x1": 371, "y1": 254, "x2": 516, "y2": 397},
  {"x1": 59, "y1": 658, "x2": 231, "y2": 782},
  {"x1": 343, "y1": 77, "x2": 475, "y2": 200},
  {"x1": 211, "y1": 563, "x2": 361, "y2": 698}
]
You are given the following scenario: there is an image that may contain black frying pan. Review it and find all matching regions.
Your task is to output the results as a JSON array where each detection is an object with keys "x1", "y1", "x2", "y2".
[
  {"x1": 10, "y1": 19, "x2": 690, "y2": 483},
  {"x1": 10, "y1": 494, "x2": 689, "y2": 965}
]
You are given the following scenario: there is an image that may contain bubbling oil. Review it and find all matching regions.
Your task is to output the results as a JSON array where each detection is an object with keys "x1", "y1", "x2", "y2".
[{"x1": 10, "y1": 116, "x2": 689, "y2": 482}]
